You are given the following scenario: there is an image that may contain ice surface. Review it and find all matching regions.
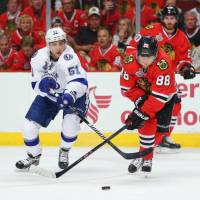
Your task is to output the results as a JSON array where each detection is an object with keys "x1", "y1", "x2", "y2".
[{"x1": 0, "y1": 147, "x2": 200, "y2": 200}]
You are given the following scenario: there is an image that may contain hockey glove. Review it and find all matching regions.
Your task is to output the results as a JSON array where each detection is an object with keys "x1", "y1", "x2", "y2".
[
  {"x1": 57, "y1": 91, "x2": 75, "y2": 109},
  {"x1": 180, "y1": 64, "x2": 196, "y2": 79},
  {"x1": 39, "y1": 75, "x2": 57, "y2": 94},
  {"x1": 125, "y1": 108, "x2": 149, "y2": 130},
  {"x1": 134, "y1": 95, "x2": 148, "y2": 108}
]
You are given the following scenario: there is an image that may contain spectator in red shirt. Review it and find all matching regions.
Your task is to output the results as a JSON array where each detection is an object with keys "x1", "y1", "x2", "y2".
[
  {"x1": 57, "y1": 0, "x2": 87, "y2": 37},
  {"x1": 21, "y1": 0, "x2": 54, "y2": 37},
  {"x1": 101, "y1": 0, "x2": 121, "y2": 34},
  {"x1": 11, "y1": 14, "x2": 45, "y2": 50},
  {"x1": 88, "y1": 27, "x2": 121, "y2": 71},
  {"x1": 0, "y1": 0, "x2": 21, "y2": 35},
  {"x1": 11, "y1": 36, "x2": 35, "y2": 72},
  {"x1": 0, "y1": 34, "x2": 16, "y2": 71}
]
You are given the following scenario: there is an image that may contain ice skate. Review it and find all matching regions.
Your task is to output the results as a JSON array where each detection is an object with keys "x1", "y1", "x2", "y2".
[
  {"x1": 15, "y1": 153, "x2": 41, "y2": 170},
  {"x1": 58, "y1": 148, "x2": 70, "y2": 169},
  {"x1": 128, "y1": 158, "x2": 143, "y2": 173},
  {"x1": 141, "y1": 159, "x2": 152, "y2": 178},
  {"x1": 156, "y1": 136, "x2": 181, "y2": 154}
]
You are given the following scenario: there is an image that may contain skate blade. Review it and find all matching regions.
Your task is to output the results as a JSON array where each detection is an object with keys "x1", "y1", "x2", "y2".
[
  {"x1": 14, "y1": 168, "x2": 30, "y2": 173},
  {"x1": 29, "y1": 165, "x2": 56, "y2": 178},
  {"x1": 155, "y1": 147, "x2": 181, "y2": 154}
]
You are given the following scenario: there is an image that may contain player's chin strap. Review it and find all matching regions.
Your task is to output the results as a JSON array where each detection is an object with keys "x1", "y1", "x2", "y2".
[
  {"x1": 29, "y1": 89, "x2": 153, "y2": 178},
  {"x1": 50, "y1": 89, "x2": 153, "y2": 160}
]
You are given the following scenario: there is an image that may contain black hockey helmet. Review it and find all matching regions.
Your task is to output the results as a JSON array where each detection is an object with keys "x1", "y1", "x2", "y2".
[
  {"x1": 137, "y1": 36, "x2": 158, "y2": 57},
  {"x1": 161, "y1": 6, "x2": 179, "y2": 17}
]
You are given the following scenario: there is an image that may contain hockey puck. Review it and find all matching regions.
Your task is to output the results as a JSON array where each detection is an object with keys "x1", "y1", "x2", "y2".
[{"x1": 102, "y1": 186, "x2": 111, "y2": 190}]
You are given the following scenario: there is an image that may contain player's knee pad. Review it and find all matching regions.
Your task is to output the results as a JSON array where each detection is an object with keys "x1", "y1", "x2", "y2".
[
  {"x1": 62, "y1": 114, "x2": 81, "y2": 139},
  {"x1": 22, "y1": 119, "x2": 41, "y2": 140}
]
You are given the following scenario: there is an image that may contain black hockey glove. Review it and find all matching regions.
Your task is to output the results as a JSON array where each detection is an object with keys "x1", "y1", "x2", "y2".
[
  {"x1": 134, "y1": 95, "x2": 148, "y2": 108},
  {"x1": 125, "y1": 108, "x2": 149, "y2": 130},
  {"x1": 180, "y1": 64, "x2": 196, "y2": 79}
]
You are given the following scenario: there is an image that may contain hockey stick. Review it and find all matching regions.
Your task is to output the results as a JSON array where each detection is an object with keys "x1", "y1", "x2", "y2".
[
  {"x1": 68, "y1": 105, "x2": 152, "y2": 160},
  {"x1": 50, "y1": 88, "x2": 152, "y2": 160},
  {"x1": 30, "y1": 124, "x2": 127, "y2": 178}
]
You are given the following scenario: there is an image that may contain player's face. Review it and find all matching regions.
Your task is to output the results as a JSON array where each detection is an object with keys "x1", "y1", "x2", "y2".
[
  {"x1": 20, "y1": 19, "x2": 32, "y2": 32},
  {"x1": 137, "y1": 55, "x2": 155, "y2": 69},
  {"x1": 49, "y1": 40, "x2": 66, "y2": 60},
  {"x1": 163, "y1": 15, "x2": 177, "y2": 30},
  {"x1": 97, "y1": 30, "x2": 112, "y2": 49},
  {"x1": 165, "y1": 0, "x2": 176, "y2": 6},
  {"x1": 184, "y1": 15, "x2": 197, "y2": 29}
]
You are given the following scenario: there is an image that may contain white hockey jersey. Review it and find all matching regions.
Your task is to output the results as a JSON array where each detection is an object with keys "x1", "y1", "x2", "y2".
[{"x1": 31, "y1": 45, "x2": 88, "y2": 102}]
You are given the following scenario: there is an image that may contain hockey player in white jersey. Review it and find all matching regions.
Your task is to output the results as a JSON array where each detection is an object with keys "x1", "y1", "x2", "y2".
[{"x1": 15, "y1": 27, "x2": 89, "y2": 170}]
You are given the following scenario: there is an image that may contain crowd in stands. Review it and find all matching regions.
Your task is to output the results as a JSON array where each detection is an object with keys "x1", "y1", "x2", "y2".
[{"x1": 0, "y1": 0, "x2": 200, "y2": 72}]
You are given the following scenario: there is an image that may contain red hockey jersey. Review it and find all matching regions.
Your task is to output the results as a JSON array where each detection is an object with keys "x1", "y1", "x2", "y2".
[
  {"x1": 132, "y1": 23, "x2": 192, "y2": 72},
  {"x1": 120, "y1": 46, "x2": 176, "y2": 118},
  {"x1": 57, "y1": 9, "x2": 87, "y2": 37},
  {"x1": 88, "y1": 43, "x2": 121, "y2": 71}
]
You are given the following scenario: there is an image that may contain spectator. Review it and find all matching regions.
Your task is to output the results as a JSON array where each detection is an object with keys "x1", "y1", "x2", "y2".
[
  {"x1": 113, "y1": 17, "x2": 134, "y2": 50},
  {"x1": 11, "y1": 14, "x2": 45, "y2": 50},
  {"x1": 123, "y1": 0, "x2": 156, "y2": 28},
  {"x1": 57, "y1": 0, "x2": 87, "y2": 37},
  {"x1": 74, "y1": 0, "x2": 102, "y2": 10},
  {"x1": 144, "y1": 0, "x2": 164, "y2": 14},
  {"x1": 140, "y1": 0, "x2": 157, "y2": 27},
  {"x1": 88, "y1": 27, "x2": 121, "y2": 71},
  {"x1": 183, "y1": 11, "x2": 200, "y2": 47},
  {"x1": 190, "y1": 0, "x2": 200, "y2": 27},
  {"x1": 183, "y1": 11, "x2": 200, "y2": 70},
  {"x1": 11, "y1": 36, "x2": 35, "y2": 71},
  {"x1": 101, "y1": 0, "x2": 121, "y2": 34},
  {"x1": 21, "y1": 0, "x2": 54, "y2": 35},
  {"x1": 75, "y1": 6, "x2": 101, "y2": 54},
  {"x1": 0, "y1": 34, "x2": 16, "y2": 71},
  {"x1": 0, "y1": 0, "x2": 21, "y2": 35}
]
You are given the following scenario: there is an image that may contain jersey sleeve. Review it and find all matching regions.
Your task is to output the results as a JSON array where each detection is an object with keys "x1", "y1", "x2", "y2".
[{"x1": 176, "y1": 33, "x2": 192, "y2": 71}]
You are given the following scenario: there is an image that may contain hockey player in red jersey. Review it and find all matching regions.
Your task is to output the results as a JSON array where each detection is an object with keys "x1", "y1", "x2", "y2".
[
  {"x1": 132, "y1": 6, "x2": 196, "y2": 152},
  {"x1": 121, "y1": 36, "x2": 177, "y2": 174}
]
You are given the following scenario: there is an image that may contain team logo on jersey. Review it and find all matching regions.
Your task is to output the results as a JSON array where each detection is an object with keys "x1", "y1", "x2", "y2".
[
  {"x1": 135, "y1": 68, "x2": 145, "y2": 77},
  {"x1": 156, "y1": 34, "x2": 163, "y2": 41},
  {"x1": 64, "y1": 54, "x2": 73, "y2": 61},
  {"x1": 86, "y1": 86, "x2": 112, "y2": 124},
  {"x1": 124, "y1": 54, "x2": 134, "y2": 64},
  {"x1": 157, "y1": 59, "x2": 168, "y2": 70}
]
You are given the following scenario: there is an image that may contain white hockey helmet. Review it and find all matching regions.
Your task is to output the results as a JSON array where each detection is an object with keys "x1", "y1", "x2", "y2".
[{"x1": 45, "y1": 27, "x2": 67, "y2": 45}]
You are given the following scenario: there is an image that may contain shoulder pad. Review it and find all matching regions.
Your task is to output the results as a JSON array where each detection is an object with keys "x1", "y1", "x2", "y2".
[
  {"x1": 145, "y1": 24, "x2": 154, "y2": 29},
  {"x1": 157, "y1": 59, "x2": 168, "y2": 70}
]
